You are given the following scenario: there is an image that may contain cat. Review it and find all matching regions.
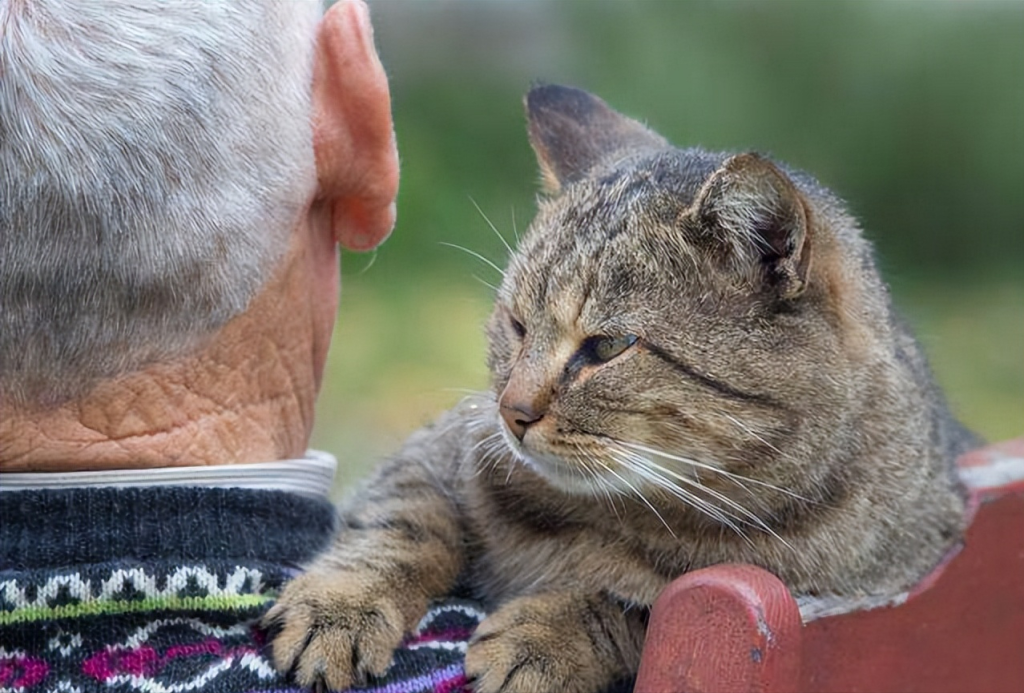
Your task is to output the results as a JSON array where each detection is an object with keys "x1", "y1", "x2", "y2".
[{"x1": 264, "y1": 84, "x2": 976, "y2": 693}]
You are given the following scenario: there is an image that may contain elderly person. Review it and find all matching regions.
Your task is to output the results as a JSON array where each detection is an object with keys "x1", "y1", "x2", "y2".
[{"x1": 0, "y1": 1, "x2": 480, "y2": 691}]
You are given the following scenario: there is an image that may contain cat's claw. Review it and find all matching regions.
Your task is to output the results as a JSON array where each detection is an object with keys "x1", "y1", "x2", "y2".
[{"x1": 262, "y1": 570, "x2": 411, "y2": 691}]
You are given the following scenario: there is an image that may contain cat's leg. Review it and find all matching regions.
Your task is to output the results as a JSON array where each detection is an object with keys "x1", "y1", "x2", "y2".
[
  {"x1": 465, "y1": 591, "x2": 647, "y2": 693},
  {"x1": 263, "y1": 454, "x2": 465, "y2": 690}
]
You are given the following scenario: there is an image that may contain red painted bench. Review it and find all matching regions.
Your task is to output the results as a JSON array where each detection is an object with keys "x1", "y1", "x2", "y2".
[{"x1": 635, "y1": 438, "x2": 1024, "y2": 693}]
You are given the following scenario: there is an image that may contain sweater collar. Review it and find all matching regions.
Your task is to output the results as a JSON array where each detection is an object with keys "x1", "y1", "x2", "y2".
[{"x1": 0, "y1": 450, "x2": 336, "y2": 500}]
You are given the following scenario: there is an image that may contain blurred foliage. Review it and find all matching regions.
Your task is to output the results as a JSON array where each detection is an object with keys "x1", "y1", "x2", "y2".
[
  {"x1": 366, "y1": 0, "x2": 1023, "y2": 275},
  {"x1": 313, "y1": 0, "x2": 1023, "y2": 493}
]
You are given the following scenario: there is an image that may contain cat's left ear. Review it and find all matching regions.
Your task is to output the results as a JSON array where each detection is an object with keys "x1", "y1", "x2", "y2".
[
  {"x1": 693, "y1": 153, "x2": 812, "y2": 300},
  {"x1": 525, "y1": 85, "x2": 666, "y2": 194}
]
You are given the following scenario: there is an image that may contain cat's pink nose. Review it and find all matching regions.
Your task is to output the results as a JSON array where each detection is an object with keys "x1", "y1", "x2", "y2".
[{"x1": 500, "y1": 402, "x2": 543, "y2": 441}]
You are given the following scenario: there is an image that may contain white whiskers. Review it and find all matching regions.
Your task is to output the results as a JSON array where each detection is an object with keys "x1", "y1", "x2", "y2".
[
  {"x1": 606, "y1": 440, "x2": 798, "y2": 551},
  {"x1": 618, "y1": 441, "x2": 812, "y2": 504},
  {"x1": 721, "y1": 413, "x2": 782, "y2": 455},
  {"x1": 469, "y1": 197, "x2": 514, "y2": 258},
  {"x1": 599, "y1": 452, "x2": 676, "y2": 537},
  {"x1": 459, "y1": 393, "x2": 510, "y2": 477},
  {"x1": 609, "y1": 447, "x2": 753, "y2": 544},
  {"x1": 439, "y1": 241, "x2": 506, "y2": 278}
]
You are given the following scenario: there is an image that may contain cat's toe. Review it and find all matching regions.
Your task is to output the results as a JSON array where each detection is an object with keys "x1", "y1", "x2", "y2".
[
  {"x1": 263, "y1": 570, "x2": 408, "y2": 690},
  {"x1": 465, "y1": 610, "x2": 605, "y2": 693},
  {"x1": 261, "y1": 599, "x2": 315, "y2": 680}
]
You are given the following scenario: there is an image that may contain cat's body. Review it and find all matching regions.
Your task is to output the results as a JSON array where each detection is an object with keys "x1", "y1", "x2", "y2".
[{"x1": 266, "y1": 86, "x2": 975, "y2": 693}]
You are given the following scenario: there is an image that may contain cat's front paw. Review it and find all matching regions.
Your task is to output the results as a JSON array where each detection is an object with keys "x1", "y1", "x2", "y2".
[
  {"x1": 263, "y1": 570, "x2": 422, "y2": 690},
  {"x1": 464, "y1": 594, "x2": 623, "y2": 693}
]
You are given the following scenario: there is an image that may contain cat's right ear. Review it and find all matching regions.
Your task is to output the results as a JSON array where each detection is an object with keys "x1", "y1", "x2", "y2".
[
  {"x1": 525, "y1": 85, "x2": 666, "y2": 194},
  {"x1": 692, "y1": 153, "x2": 812, "y2": 300}
]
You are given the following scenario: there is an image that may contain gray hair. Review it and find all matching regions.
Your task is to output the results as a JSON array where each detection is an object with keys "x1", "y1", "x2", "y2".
[{"x1": 0, "y1": 0, "x2": 320, "y2": 406}]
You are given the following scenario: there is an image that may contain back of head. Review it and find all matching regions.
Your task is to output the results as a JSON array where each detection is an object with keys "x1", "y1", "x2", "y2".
[{"x1": 0, "y1": 0, "x2": 320, "y2": 407}]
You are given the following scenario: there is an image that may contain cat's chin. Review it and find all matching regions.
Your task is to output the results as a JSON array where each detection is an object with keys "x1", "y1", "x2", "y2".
[
  {"x1": 496, "y1": 424, "x2": 578, "y2": 493},
  {"x1": 520, "y1": 453, "x2": 598, "y2": 496},
  {"x1": 510, "y1": 449, "x2": 613, "y2": 498}
]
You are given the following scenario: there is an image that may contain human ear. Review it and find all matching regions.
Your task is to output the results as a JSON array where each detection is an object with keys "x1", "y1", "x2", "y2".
[{"x1": 312, "y1": 0, "x2": 399, "y2": 251}]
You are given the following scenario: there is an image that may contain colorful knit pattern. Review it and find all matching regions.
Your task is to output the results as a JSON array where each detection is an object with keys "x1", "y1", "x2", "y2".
[
  {"x1": 0, "y1": 564, "x2": 271, "y2": 625},
  {"x1": 0, "y1": 487, "x2": 484, "y2": 693},
  {"x1": 0, "y1": 562, "x2": 484, "y2": 693}
]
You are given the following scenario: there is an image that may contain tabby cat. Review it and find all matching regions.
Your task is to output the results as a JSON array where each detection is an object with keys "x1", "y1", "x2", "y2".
[{"x1": 265, "y1": 85, "x2": 975, "y2": 693}]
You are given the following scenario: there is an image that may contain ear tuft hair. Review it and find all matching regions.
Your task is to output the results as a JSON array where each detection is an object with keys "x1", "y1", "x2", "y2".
[{"x1": 692, "y1": 153, "x2": 813, "y2": 299}]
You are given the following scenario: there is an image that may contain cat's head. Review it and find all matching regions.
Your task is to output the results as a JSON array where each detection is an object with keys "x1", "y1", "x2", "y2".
[{"x1": 486, "y1": 85, "x2": 873, "y2": 516}]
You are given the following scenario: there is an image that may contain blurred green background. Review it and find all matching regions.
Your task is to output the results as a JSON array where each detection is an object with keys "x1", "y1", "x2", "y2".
[{"x1": 312, "y1": 0, "x2": 1024, "y2": 493}]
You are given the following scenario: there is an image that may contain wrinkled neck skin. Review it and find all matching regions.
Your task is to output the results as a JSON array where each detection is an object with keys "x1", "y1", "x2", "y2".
[{"x1": 0, "y1": 202, "x2": 340, "y2": 473}]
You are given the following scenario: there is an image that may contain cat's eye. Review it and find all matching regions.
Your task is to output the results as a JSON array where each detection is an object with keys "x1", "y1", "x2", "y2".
[
  {"x1": 509, "y1": 315, "x2": 526, "y2": 338},
  {"x1": 585, "y1": 334, "x2": 638, "y2": 363}
]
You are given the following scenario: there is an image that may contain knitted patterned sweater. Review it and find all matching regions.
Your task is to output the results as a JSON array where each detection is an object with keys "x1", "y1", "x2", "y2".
[{"x1": 0, "y1": 486, "x2": 484, "y2": 693}]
